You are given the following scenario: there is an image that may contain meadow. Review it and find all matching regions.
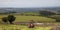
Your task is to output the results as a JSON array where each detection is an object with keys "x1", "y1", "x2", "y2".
[
  {"x1": 0, "y1": 14, "x2": 55, "y2": 22},
  {"x1": 0, "y1": 14, "x2": 55, "y2": 30},
  {"x1": 0, "y1": 25, "x2": 53, "y2": 30}
]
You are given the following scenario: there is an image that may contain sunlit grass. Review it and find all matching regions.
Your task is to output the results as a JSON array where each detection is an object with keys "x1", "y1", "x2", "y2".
[
  {"x1": 0, "y1": 15, "x2": 54, "y2": 30},
  {"x1": 0, "y1": 24, "x2": 52, "y2": 30},
  {"x1": 15, "y1": 15, "x2": 55, "y2": 22},
  {"x1": 0, "y1": 15, "x2": 55, "y2": 22}
]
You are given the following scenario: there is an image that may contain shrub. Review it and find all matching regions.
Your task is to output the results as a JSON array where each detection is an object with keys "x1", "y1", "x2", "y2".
[{"x1": 2, "y1": 17, "x2": 8, "y2": 23}]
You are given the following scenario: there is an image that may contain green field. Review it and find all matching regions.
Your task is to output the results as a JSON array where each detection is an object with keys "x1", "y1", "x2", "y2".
[
  {"x1": 0, "y1": 24, "x2": 52, "y2": 30},
  {"x1": 0, "y1": 15, "x2": 55, "y2": 30},
  {"x1": 0, "y1": 15, "x2": 55, "y2": 22}
]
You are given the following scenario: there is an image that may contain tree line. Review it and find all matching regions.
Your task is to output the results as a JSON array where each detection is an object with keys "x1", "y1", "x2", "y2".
[{"x1": 39, "y1": 10, "x2": 60, "y2": 22}]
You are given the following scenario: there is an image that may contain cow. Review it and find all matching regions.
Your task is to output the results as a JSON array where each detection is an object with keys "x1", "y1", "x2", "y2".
[
  {"x1": 28, "y1": 23, "x2": 35, "y2": 28},
  {"x1": 28, "y1": 20, "x2": 35, "y2": 28}
]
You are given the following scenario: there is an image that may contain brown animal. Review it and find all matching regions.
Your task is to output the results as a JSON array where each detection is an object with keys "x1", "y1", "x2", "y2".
[{"x1": 28, "y1": 20, "x2": 35, "y2": 28}]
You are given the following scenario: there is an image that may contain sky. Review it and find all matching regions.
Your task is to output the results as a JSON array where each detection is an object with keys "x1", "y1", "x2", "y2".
[{"x1": 0, "y1": 0, "x2": 60, "y2": 8}]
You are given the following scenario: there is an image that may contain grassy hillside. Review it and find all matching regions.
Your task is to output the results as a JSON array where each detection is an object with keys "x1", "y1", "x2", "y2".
[
  {"x1": 0, "y1": 14, "x2": 56, "y2": 30},
  {"x1": 0, "y1": 15, "x2": 55, "y2": 22}
]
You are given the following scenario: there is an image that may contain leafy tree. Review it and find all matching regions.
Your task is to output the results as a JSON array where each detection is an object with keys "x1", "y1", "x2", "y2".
[{"x1": 7, "y1": 15, "x2": 16, "y2": 24}]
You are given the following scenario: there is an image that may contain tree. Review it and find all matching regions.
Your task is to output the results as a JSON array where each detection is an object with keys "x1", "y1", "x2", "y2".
[
  {"x1": 7, "y1": 15, "x2": 16, "y2": 24},
  {"x1": 39, "y1": 11, "x2": 56, "y2": 17}
]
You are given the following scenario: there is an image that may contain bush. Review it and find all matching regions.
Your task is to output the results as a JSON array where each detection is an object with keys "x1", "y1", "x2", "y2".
[{"x1": 2, "y1": 17, "x2": 8, "y2": 23}]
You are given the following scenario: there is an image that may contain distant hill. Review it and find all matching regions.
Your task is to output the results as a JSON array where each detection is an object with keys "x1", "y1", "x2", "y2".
[{"x1": 0, "y1": 7, "x2": 60, "y2": 14}]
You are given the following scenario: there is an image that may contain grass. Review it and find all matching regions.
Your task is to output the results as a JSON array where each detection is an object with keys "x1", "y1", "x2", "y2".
[
  {"x1": 0, "y1": 24, "x2": 52, "y2": 30},
  {"x1": 0, "y1": 14, "x2": 55, "y2": 30},
  {"x1": 15, "y1": 15, "x2": 55, "y2": 22},
  {"x1": 0, "y1": 14, "x2": 55, "y2": 22}
]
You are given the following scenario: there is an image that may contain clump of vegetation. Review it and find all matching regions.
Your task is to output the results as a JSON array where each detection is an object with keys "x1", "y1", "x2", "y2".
[
  {"x1": 1, "y1": 15, "x2": 16, "y2": 24},
  {"x1": 7, "y1": 15, "x2": 16, "y2": 24},
  {"x1": 2, "y1": 17, "x2": 8, "y2": 23}
]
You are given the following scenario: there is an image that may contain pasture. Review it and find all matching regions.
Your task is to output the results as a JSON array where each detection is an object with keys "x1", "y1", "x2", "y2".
[
  {"x1": 0, "y1": 14, "x2": 55, "y2": 22},
  {"x1": 0, "y1": 24, "x2": 52, "y2": 30},
  {"x1": 0, "y1": 14, "x2": 56, "y2": 30}
]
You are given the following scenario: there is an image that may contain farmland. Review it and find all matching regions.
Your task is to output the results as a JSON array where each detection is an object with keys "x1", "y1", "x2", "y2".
[
  {"x1": 0, "y1": 14, "x2": 55, "y2": 22},
  {"x1": 0, "y1": 14, "x2": 56, "y2": 30}
]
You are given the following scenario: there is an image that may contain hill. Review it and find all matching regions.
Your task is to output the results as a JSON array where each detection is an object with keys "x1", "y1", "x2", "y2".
[{"x1": 0, "y1": 7, "x2": 60, "y2": 14}]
